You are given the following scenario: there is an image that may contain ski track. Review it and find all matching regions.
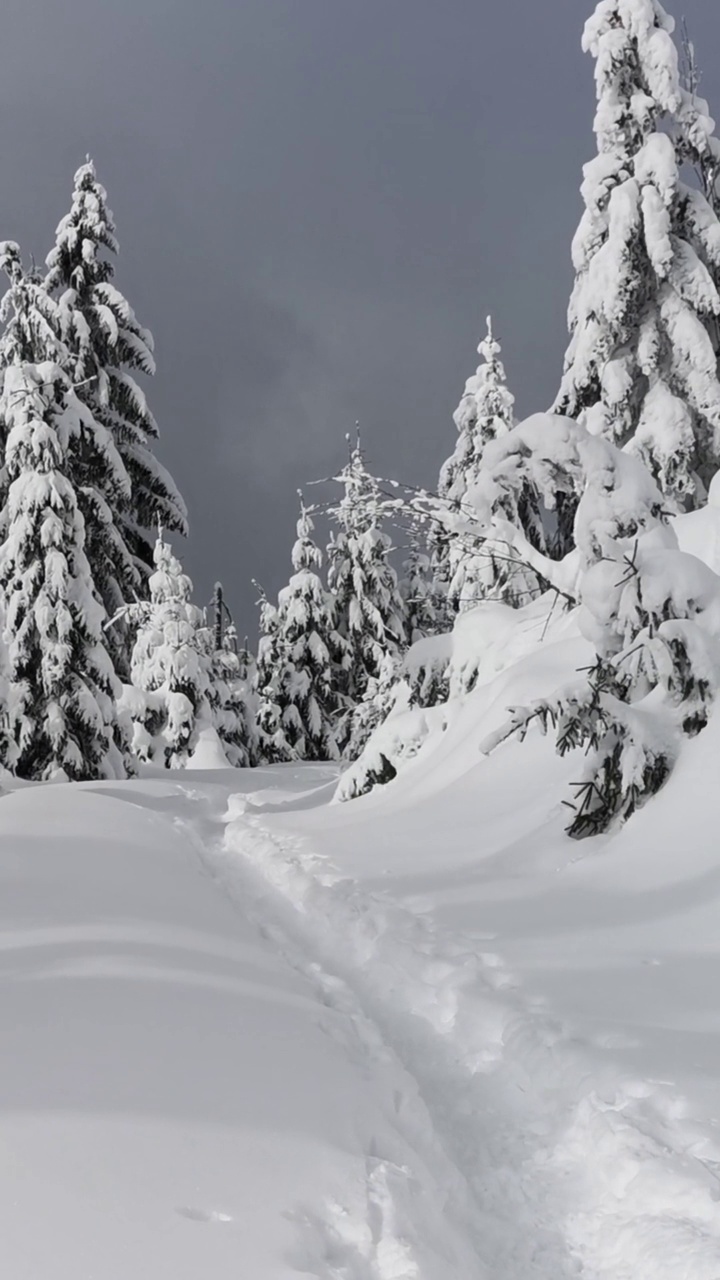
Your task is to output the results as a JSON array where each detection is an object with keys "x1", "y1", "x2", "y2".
[{"x1": 176, "y1": 784, "x2": 720, "y2": 1280}]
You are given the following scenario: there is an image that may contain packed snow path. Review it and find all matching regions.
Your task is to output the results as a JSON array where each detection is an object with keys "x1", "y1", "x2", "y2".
[
  {"x1": 196, "y1": 763, "x2": 720, "y2": 1280},
  {"x1": 2, "y1": 763, "x2": 720, "y2": 1277}
]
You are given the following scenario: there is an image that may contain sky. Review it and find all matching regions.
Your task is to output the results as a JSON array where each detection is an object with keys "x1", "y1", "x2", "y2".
[{"x1": 1, "y1": 0, "x2": 720, "y2": 636}]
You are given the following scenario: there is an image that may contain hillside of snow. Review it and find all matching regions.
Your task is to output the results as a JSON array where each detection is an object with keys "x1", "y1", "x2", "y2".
[{"x1": 4, "y1": 527, "x2": 720, "y2": 1279}]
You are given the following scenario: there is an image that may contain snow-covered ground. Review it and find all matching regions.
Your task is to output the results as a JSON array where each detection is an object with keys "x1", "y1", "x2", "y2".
[{"x1": 2, "y1": 666, "x2": 720, "y2": 1276}]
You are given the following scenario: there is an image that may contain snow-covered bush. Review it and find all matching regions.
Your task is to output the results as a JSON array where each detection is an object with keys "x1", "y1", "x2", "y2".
[{"x1": 336, "y1": 636, "x2": 452, "y2": 800}]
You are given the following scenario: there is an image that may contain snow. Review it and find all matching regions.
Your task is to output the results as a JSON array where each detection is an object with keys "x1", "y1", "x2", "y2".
[
  {"x1": 4, "y1": 603, "x2": 720, "y2": 1279},
  {"x1": 0, "y1": 773, "x2": 483, "y2": 1279},
  {"x1": 247, "y1": 703, "x2": 720, "y2": 1276}
]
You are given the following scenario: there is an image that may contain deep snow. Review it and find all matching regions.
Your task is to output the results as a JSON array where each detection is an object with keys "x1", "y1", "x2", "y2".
[{"x1": 2, "y1": 675, "x2": 720, "y2": 1276}]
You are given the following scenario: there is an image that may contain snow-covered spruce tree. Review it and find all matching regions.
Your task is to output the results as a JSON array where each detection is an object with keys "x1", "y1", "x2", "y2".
[
  {"x1": 675, "y1": 34, "x2": 720, "y2": 367},
  {"x1": 254, "y1": 584, "x2": 294, "y2": 764},
  {"x1": 479, "y1": 413, "x2": 720, "y2": 837},
  {"x1": 433, "y1": 318, "x2": 515, "y2": 611},
  {"x1": 45, "y1": 161, "x2": 188, "y2": 632},
  {"x1": 0, "y1": 240, "x2": 136, "y2": 678},
  {"x1": 125, "y1": 532, "x2": 210, "y2": 768},
  {"x1": 400, "y1": 539, "x2": 437, "y2": 643},
  {"x1": 0, "y1": 361, "x2": 129, "y2": 781},
  {"x1": 260, "y1": 499, "x2": 344, "y2": 761},
  {"x1": 203, "y1": 617, "x2": 258, "y2": 769},
  {"x1": 223, "y1": 624, "x2": 260, "y2": 766},
  {"x1": 340, "y1": 653, "x2": 404, "y2": 791},
  {"x1": 554, "y1": 0, "x2": 720, "y2": 509},
  {"x1": 0, "y1": 245, "x2": 62, "y2": 374},
  {"x1": 327, "y1": 440, "x2": 407, "y2": 749},
  {"x1": 439, "y1": 317, "x2": 516, "y2": 508}
]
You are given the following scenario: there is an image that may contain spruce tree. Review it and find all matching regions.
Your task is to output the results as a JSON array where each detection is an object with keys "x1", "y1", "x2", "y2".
[
  {"x1": 327, "y1": 440, "x2": 407, "y2": 732},
  {"x1": 126, "y1": 532, "x2": 209, "y2": 768},
  {"x1": 0, "y1": 359, "x2": 128, "y2": 780},
  {"x1": 439, "y1": 317, "x2": 515, "y2": 505},
  {"x1": 400, "y1": 539, "x2": 437, "y2": 643},
  {"x1": 268, "y1": 499, "x2": 343, "y2": 761},
  {"x1": 45, "y1": 161, "x2": 188, "y2": 661},
  {"x1": 0, "y1": 244, "x2": 62, "y2": 373},
  {"x1": 433, "y1": 318, "x2": 522, "y2": 613},
  {"x1": 0, "y1": 239, "x2": 136, "y2": 678},
  {"x1": 554, "y1": 0, "x2": 720, "y2": 509},
  {"x1": 254, "y1": 585, "x2": 294, "y2": 763},
  {"x1": 480, "y1": 413, "x2": 720, "y2": 837},
  {"x1": 203, "y1": 587, "x2": 258, "y2": 768}
]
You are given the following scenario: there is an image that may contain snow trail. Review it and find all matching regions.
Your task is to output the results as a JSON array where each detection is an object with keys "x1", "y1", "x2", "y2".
[
  {"x1": 190, "y1": 793, "x2": 579, "y2": 1279},
  {"x1": 193, "y1": 788, "x2": 720, "y2": 1280}
]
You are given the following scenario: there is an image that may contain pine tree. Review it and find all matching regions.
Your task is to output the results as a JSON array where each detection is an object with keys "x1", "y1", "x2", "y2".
[
  {"x1": 259, "y1": 499, "x2": 344, "y2": 761},
  {"x1": 0, "y1": 359, "x2": 129, "y2": 780},
  {"x1": 480, "y1": 413, "x2": 720, "y2": 837},
  {"x1": 400, "y1": 539, "x2": 437, "y2": 643},
  {"x1": 344, "y1": 652, "x2": 402, "y2": 765},
  {"x1": 126, "y1": 532, "x2": 209, "y2": 768},
  {"x1": 327, "y1": 439, "x2": 407, "y2": 737},
  {"x1": 254, "y1": 585, "x2": 294, "y2": 763},
  {"x1": 45, "y1": 161, "x2": 188, "y2": 664},
  {"x1": 203, "y1": 585, "x2": 258, "y2": 767},
  {"x1": 0, "y1": 244, "x2": 62, "y2": 373},
  {"x1": 433, "y1": 319, "x2": 528, "y2": 613},
  {"x1": 554, "y1": 0, "x2": 720, "y2": 509},
  {"x1": 439, "y1": 317, "x2": 515, "y2": 505},
  {"x1": 0, "y1": 239, "x2": 137, "y2": 679}
]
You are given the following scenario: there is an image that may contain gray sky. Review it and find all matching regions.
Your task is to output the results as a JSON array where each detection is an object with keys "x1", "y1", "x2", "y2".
[{"x1": 2, "y1": 0, "x2": 720, "y2": 635}]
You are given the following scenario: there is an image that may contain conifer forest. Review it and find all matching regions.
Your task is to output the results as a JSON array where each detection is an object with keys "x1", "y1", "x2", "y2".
[{"x1": 4, "y1": 5, "x2": 720, "y2": 1277}]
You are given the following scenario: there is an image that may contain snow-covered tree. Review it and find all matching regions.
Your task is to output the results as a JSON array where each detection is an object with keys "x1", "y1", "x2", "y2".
[
  {"x1": 0, "y1": 239, "x2": 138, "y2": 678},
  {"x1": 202, "y1": 588, "x2": 258, "y2": 768},
  {"x1": 254, "y1": 585, "x2": 294, "y2": 764},
  {"x1": 204, "y1": 632, "x2": 258, "y2": 768},
  {"x1": 260, "y1": 500, "x2": 344, "y2": 761},
  {"x1": 676, "y1": 26, "x2": 720, "y2": 214},
  {"x1": 45, "y1": 161, "x2": 188, "y2": 655},
  {"x1": 431, "y1": 318, "x2": 547, "y2": 612},
  {"x1": 554, "y1": 0, "x2": 720, "y2": 509},
  {"x1": 0, "y1": 243, "x2": 62, "y2": 376},
  {"x1": 400, "y1": 540, "x2": 437, "y2": 643},
  {"x1": 479, "y1": 413, "x2": 720, "y2": 837},
  {"x1": 0, "y1": 361, "x2": 129, "y2": 781},
  {"x1": 344, "y1": 652, "x2": 402, "y2": 765},
  {"x1": 439, "y1": 317, "x2": 515, "y2": 507},
  {"x1": 125, "y1": 532, "x2": 209, "y2": 768},
  {"x1": 327, "y1": 440, "x2": 407, "y2": 740}
]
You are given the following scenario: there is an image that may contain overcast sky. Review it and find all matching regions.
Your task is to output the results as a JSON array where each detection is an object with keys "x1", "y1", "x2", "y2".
[{"x1": 2, "y1": 0, "x2": 720, "y2": 634}]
